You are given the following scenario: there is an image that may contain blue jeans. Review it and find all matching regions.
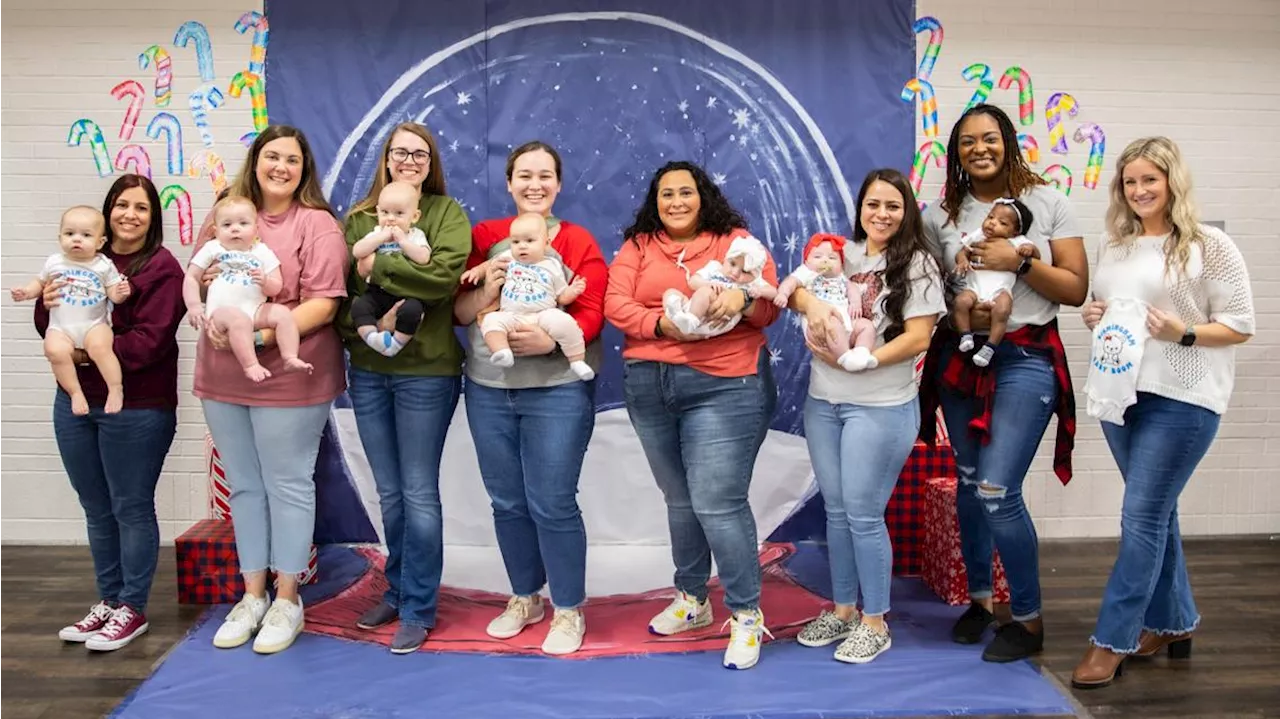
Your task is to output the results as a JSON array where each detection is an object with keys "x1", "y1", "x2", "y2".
[
  {"x1": 348, "y1": 367, "x2": 460, "y2": 628},
  {"x1": 937, "y1": 342, "x2": 1056, "y2": 621},
  {"x1": 622, "y1": 350, "x2": 776, "y2": 613},
  {"x1": 54, "y1": 391, "x2": 176, "y2": 613},
  {"x1": 201, "y1": 399, "x2": 331, "y2": 575},
  {"x1": 1091, "y1": 393, "x2": 1218, "y2": 652},
  {"x1": 464, "y1": 380, "x2": 594, "y2": 608},
  {"x1": 804, "y1": 396, "x2": 919, "y2": 616}
]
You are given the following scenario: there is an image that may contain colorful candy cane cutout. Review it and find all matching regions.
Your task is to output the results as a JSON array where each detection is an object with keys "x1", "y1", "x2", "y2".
[
  {"x1": 160, "y1": 184, "x2": 194, "y2": 245},
  {"x1": 235, "y1": 11, "x2": 270, "y2": 78},
  {"x1": 146, "y1": 112, "x2": 184, "y2": 175},
  {"x1": 188, "y1": 83, "x2": 225, "y2": 147},
  {"x1": 912, "y1": 17, "x2": 943, "y2": 82},
  {"x1": 110, "y1": 80, "x2": 145, "y2": 141},
  {"x1": 174, "y1": 21, "x2": 215, "y2": 82},
  {"x1": 240, "y1": 132, "x2": 259, "y2": 147},
  {"x1": 113, "y1": 144, "x2": 152, "y2": 179},
  {"x1": 997, "y1": 66, "x2": 1034, "y2": 126},
  {"x1": 1017, "y1": 133, "x2": 1041, "y2": 164},
  {"x1": 1073, "y1": 124, "x2": 1106, "y2": 190},
  {"x1": 228, "y1": 71, "x2": 268, "y2": 132},
  {"x1": 189, "y1": 149, "x2": 228, "y2": 195},
  {"x1": 899, "y1": 78, "x2": 938, "y2": 138},
  {"x1": 67, "y1": 119, "x2": 112, "y2": 177},
  {"x1": 138, "y1": 45, "x2": 173, "y2": 107},
  {"x1": 1044, "y1": 92, "x2": 1080, "y2": 155},
  {"x1": 909, "y1": 140, "x2": 946, "y2": 205},
  {"x1": 961, "y1": 63, "x2": 993, "y2": 110},
  {"x1": 1042, "y1": 164, "x2": 1073, "y2": 196}
]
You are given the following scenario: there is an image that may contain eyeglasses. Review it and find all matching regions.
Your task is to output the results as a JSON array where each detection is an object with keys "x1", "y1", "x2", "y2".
[{"x1": 388, "y1": 148, "x2": 431, "y2": 164}]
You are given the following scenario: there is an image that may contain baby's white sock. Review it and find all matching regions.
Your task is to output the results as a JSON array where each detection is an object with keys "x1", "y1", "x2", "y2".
[
  {"x1": 490, "y1": 348, "x2": 515, "y2": 367},
  {"x1": 569, "y1": 361, "x2": 595, "y2": 381},
  {"x1": 363, "y1": 330, "x2": 405, "y2": 357}
]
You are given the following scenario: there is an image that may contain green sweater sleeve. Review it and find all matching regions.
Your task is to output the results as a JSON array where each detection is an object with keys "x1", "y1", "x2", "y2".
[{"x1": 369, "y1": 195, "x2": 471, "y2": 306}]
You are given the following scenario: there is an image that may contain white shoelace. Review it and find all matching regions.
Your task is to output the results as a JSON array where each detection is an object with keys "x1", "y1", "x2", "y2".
[
  {"x1": 723, "y1": 614, "x2": 775, "y2": 648},
  {"x1": 78, "y1": 602, "x2": 114, "y2": 628},
  {"x1": 100, "y1": 607, "x2": 135, "y2": 636},
  {"x1": 226, "y1": 598, "x2": 260, "y2": 624},
  {"x1": 549, "y1": 610, "x2": 583, "y2": 634},
  {"x1": 502, "y1": 596, "x2": 538, "y2": 621},
  {"x1": 263, "y1": 602, "x2": 298, "y2": 629}
]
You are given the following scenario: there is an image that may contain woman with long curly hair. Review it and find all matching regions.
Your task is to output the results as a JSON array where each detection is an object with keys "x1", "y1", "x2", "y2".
[
  {"x1": 918, "y1": 104, "x2": 1088, "y2": 663},
  {"x1": 604, "y1": 160, "x2": 780, "y2": 670},
  {"x1": 788, "y1": 169, "x2": 944, "y2": 664},
  {"x1": 1072, "y1": 137, "x2": 1253, "y2": 688}
]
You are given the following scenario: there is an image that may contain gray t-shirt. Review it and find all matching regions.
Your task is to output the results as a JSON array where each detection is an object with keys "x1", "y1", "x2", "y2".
[
  {"x1": 921, "y1": 185, "x2": 1081, "y2": 329},
  {"x1": 808, "y1": 246, "x2": 945, "y2": 407}
]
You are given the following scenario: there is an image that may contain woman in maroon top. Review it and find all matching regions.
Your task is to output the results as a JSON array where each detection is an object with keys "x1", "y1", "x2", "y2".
[{"x1": 34, "y1": 174, "x2": 186, "y2": 652}]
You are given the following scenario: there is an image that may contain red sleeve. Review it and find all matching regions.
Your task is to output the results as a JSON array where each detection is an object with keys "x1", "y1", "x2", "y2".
[
  {"x1": 744, "y1": 245, "x2": 780, "y2": 329},
  {"x1": 558, "y1": 224, "x2": 607, "y2": 344},
  {"x1": 465, "y1": 219, "x2": 509, "y2": 272},
  {"x1": 604, "y1": 238, "x2": 662, "y2": 340},
  {"x1": 112, "y1": 250, "x2": 187, "y2": 372}
]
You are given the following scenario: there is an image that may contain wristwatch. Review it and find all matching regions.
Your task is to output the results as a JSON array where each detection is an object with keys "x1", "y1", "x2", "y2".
[
  {"x1": 740, "y1": 287, "x2": 753, "y2": 309},
  {"x1": 1016, "y1": 257, "x2": 1033, "y2": 277},
  {"x1": 654, "y1": 317, "x2": 665, "y2": 338},
  {"x1": 1179, "y1": 325, "x2": 1197, "y2": 347}
]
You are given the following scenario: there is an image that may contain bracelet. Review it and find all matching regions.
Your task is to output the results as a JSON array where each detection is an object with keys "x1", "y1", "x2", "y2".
[
  {"x1": 654, "y1": 317, "x2": 665, "y2": 338},
  {"x1": 741, "y1": 287, "x2": 754, "y2": 309}
]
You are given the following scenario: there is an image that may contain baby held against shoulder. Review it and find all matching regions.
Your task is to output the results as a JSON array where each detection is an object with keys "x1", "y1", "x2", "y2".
[
  {"x1": 182, "y1": 196, "x2": 313, "y2": 383},
  {"x1": 10, "y1": 205, "x2": 131, "y2": 415},
  {"x1": 952, "y1": 197, "x2": 1040, "y2": 367}
]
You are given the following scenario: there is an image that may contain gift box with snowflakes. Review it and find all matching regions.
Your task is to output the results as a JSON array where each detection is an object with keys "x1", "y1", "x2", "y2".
[{"x1": 922, "y1": 476, "x2": 1010, "y2": 605}]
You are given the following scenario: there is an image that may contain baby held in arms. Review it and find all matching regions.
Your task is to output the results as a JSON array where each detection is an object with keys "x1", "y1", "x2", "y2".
[
  {"x1": 349, "y1": 181, "x2": 432, "y2": 357},
  {"x1": 461, "y1": 212, "x2": 595, "y2": 381},
  {"x1": 183, "y1": 196, "x2": 312, "y2": 382},
  {"x1": 952, "y1": 197, "x2": 1039, "y2": 367},
  {"x1": 10, "y1": 206, "x2": 131, "y2": 414},
  {"x1": 774, "y1": 232, "x2": 878, "y2": 372},
  {"x1": 663, "y1": 234, "x2": 775, "y2": 336}
]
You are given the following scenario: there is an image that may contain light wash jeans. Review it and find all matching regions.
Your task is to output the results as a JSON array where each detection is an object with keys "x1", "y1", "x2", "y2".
[
  {"x1": 804, "y1": 396, "x2": 919, "y2": 616},
  {"x1": 1091, "y1": 392, "x2": 1218, "y2": 652},
  {"x1": 201, "y1": 399, "x2": 331, "y2": 575},
  {"x1": 937, "y1": 341, "x2": 1057, "y2": 622}
]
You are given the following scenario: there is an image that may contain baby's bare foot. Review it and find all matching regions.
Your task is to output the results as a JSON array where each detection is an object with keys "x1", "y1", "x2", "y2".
[
  {"x1": 244, "y1": 364, "x2": 272, "y2": 383},
  {"x1": 282, "y1": 357, "x2": 313, "y2": 374},
  {"x1": 104, "y1": 386, "x2": 124, "y2": 414},
  {"x1": 70, "y1": 392, "x2": 91, "y2": 416}
]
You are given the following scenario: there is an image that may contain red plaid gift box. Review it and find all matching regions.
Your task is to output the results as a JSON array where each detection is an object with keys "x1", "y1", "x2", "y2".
[
  {"x1": 177, "y1": 518, "x2": 243, "y2": 604},
  {"x1": 177, "y1": 520, "x2": 319, "y2": 604},
  {"x1": 886, "y1": 440, "x2": 956, "y2": 575},
  {"x1": 922, "y1": 477, "x2": 1010, "y2": 605}
]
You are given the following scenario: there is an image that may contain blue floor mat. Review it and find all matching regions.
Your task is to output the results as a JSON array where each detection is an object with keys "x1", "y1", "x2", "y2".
[{"x1": 112, "y1": 576, "x2": 1072, "y2": 719}]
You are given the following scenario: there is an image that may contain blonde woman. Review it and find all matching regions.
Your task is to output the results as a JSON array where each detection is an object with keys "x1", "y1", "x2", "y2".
[{"x1": 1073, "y1": 137, "x2": 1254, "y2": 688}]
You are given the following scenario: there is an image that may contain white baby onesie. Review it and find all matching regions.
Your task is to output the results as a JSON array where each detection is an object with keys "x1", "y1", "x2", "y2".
[
  {"x1": 1085, "y1": 296, "x2": 1151, "y2": 425},
  {"x1": 189, "y1": 240, "x2": 282, "y2": 319},
  {"x1": 789, "y1": 265, "x2": 854, "y2": 332},
  {"x1": 41, "y1": 253, "x2": 122, "y2": 348},
  {"x1": 961, "y1": 232, "x2": 1034, "y2": 302}
]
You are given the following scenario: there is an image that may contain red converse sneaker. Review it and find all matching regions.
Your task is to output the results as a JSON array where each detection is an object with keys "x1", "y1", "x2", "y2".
[
  {"x1": 58, "y1": 601, "x2": 116, "y2": 642},
  {"x1": 85, "y1": 605, "x2": 149, "y2": 652}
]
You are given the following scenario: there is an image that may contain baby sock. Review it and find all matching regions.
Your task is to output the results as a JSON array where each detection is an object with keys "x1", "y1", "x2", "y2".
[
  {"x1": 490, "y1": 348, "x2": 515, "y2": 367},
  {"x1": 364, "y1": 330, "x2": 405, "y2": 358},
  {"x1": 569, "y1": 361, "x2": 596, "y2": 381},
  {"x1": 972, "y1": 343, "x2": 996, "y2": 367},
  {"x1": 958, "y1": 333, "x2": 975, "y2": 352}
]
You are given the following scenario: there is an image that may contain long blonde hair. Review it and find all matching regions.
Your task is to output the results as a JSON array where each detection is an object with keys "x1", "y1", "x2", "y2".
[
  {"x1": 1105, "y1": 136, "x2": 1202, "y2": 276},
  {"x1": 349, "y1": 123, "x2": 446, "y2": 216},
  {"x1": 228, "y1": 125, "x2": 334, "y2": 217}
]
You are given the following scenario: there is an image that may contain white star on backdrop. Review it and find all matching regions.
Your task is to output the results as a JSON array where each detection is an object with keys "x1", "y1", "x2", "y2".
[
  {"x1": 712, "y1": 172, "x2": 727, "y2": 186},
  {"x1": 677, "y1": 100, "x2": 689, "y2": 113},
  {"x1": 706, "y1": 96, "x2": 718, "y2": 109},
  {"x1": 448, "y1": 139, "x2": 460, "y2": 153},
  {"x1": 784, "y1": 233, "x2": 801, "y2": 253},
  {"x1": 456, "y1": 91, "x2": 472, "y2": 105},
  {"x1": 731, "y1": 108, "x2": 751, "y2": 129}
]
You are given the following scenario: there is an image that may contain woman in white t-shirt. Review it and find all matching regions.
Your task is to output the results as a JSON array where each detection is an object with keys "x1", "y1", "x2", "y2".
[
  {"x1": 788, "y1": 169, "x2": 944, "y2": 664},
  {"x1": 1072, "y1": 137, "x2": 1254, "y2": 689}
]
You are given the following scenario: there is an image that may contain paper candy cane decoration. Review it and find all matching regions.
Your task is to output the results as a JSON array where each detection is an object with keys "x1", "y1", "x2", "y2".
[
  {"x1": 160, "y1": 184, "x2": 194, "y2": 245},
  {"x1": 1017, "y1": 133, "x2": 1041, "y2": 164},
  {"x1": 68, "y1": 119, "x2": 112, "y2": 177},
  {"x1": 1073, "y1": 124, "x2": 1106, "y2": 189},
  {"x1": 145, "y1": 112, "x2": 184, "y2": 175},
  {"x1": 188, "y1": 83, "x2": 225, "y2": 147},
  {"x1": 138, "y1": 45, "x2": 173, "y2": 107},
  {"x1": 189, "y1": 149, "x2": 228, "y2": 194},
  {"x1": 114, "y1": 145, "x2": 152, "y2": 178},
  {"x1": 174, "y1": 21, "x2": 215, "y2": 82},
  {"x1": 110, "y1": 80, "x2": 145, "y2": 141},
  {"x1": 1042, "y1": 164, "x2": 1073, "y2": 196},
  {"x1": 912, "y1": 17, "x2": 943, "y2": 81},
  {"x1": 900, "y1": 78, "x2": 938, "y2": 138},
  {"x1": 228, "y1": 71, "x2": 268, "y2": 133},
  {"x1": 235, "y1": 11, "x2": 270, "y2": 78},
  {"x1": 910, "y1": 140, "x2": 946, "y2": 204},
  {"x1": 1045, "y1": 92, "x2": 1079, "y2": 155},
  {"x1": 961, "y1": 63, "x2": 993, "y2": 111},
  {"x1": 997, "y1": 66, "x2": 1034, "y2": 126}
]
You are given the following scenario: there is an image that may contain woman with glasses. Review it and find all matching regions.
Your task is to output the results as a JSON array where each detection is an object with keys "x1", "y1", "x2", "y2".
[{"x1": 337, "y1": 122, "x2": 472, "y2": 653}]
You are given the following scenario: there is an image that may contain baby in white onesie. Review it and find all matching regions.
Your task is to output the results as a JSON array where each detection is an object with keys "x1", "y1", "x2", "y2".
[
  {"x1": 461, "y1": 212, "x2": 594, "y2": 381},
  {"x1": 664, "y1": 234, "x2": 776, "y2": 337},
  {"x1": 183, "y1": 196, "x2": 312, "y2": 383},
  {"x1": 1085, "y1": 296, "x2": 1150, "y2": 425},
  {"x1": 11, "y1": 206, "x2": 131, "y2": 415},
  {"x1": 953, "y1": 197, "x2": 1041, "y2": 367}
]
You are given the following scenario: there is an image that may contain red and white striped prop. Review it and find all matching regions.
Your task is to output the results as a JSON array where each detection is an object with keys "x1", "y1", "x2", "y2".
[
  {"x1": 274, "y1": 545, "x2": 319, "y2": 586},
  {"x1": 205, "y1": 432, "x2": 231, "y2": 520}
]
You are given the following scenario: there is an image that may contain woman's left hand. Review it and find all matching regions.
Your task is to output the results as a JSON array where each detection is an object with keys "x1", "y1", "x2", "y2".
[
  {"x1": 968, "y1": 237, "x2": 1020, "y2": 272},
  {"x1": 1146, "y1": 306, "x2": 1186, "y2": 342},
  {"x1": 508, "y1": 325, "x2": 557, "y2": 356},
  {"x1": 805, "y1": 330, "x2": 841, "y2": 369},
  {"x1": 706, "y1": 287, "x2": 746, "y2": 326},
  {"x1": 207, "y1": 322, "x2": 231, "y2": 350}
]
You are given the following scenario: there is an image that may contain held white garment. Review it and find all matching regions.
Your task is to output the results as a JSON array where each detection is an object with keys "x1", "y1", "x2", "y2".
[
  {"x1": 189, "y1": 241, "x2": 282, "y2": 318},
  {"x1": 1086, "y1": 297, "x2": 1150, "y2": 425},
  {"x1": 41, "y1": 253, "x2": 121, "y2": 348}
]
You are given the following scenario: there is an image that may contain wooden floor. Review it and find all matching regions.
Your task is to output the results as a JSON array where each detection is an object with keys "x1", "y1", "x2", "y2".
[{"x1": 2, "y1": 538, "x2": 1278, "y2": 719}]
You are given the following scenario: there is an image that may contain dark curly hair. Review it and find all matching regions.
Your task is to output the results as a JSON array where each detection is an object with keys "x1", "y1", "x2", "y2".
[
  {"x1": 940, "y1": 103, "x2": 1045, "y2": 227},
  {"x1": 852, "y1": 168, "x2": 942, "y2": 342},
  {"x1": 623, "y1": 161, "x2": 748, "y2": 242}
]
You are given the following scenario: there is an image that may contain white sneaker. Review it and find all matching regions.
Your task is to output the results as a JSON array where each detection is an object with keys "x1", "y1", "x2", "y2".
[
  {"x1": 212, "y1": 594, "x2": 269, "y2": 649},
  {"x1": 59, "y1": 601, "x2": 116, "y2": 642},
  {"x1": 252, "y1": 597, "x2": 304, "y2": 654},
  {"x1": 486, "y1": 595, "x2": 545, "y2": 639},
  {"x1": 723, "y1": 609, "x2": 773, "y2": 670},
  {"x1": 834, "y1": 621, "x2": 892, "y2": 664},
  {"x1": 648, "y1": 591, "x2": 713, "y2": 636},
  {"x1": 541, "y1": 608, "x2": 586, "y2": 655}
]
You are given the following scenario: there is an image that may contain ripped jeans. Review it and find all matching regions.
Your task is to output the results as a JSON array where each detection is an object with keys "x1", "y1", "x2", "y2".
[{"x1": 937, "y1": 342, "x2": 1057, "y2": 622}]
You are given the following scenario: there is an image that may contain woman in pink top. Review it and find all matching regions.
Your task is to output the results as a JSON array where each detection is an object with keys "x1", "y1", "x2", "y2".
[
  {"x1": 604, "y1": 161, "x2": 779, "y2": 671},
  {"x1": 191, "y1": 126, "x2": 349, "y2": 655}
]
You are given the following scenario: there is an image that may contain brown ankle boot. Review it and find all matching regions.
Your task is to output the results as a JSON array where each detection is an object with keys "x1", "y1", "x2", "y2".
[
  {"x1": 1071, "y1": 644, "x2": 1126, "y2": 689},
  {"x1": 1134, "y1": 631, "x2": 1192, "y2": 658}
]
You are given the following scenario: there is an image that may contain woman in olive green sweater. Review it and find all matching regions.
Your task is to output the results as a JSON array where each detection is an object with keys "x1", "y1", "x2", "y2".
[{"x1": 337, "y1": 122, "x2": 471, "y2": 653}]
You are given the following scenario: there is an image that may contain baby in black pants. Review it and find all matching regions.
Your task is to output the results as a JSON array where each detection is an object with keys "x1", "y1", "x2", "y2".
[{"x1": 350, "y1": 181, "x2": 431, "y2": 357}]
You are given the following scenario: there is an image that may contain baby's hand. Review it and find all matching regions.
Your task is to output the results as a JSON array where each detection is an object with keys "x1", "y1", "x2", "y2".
[
  {"x1": 772, "y1": 290, "x2": 791, "y2": 309},
  {"x1": 392, "y1": 226, "x2": 410, "y2": 245},
  {"x1": 955, "y1": 255, "x2": 972, "y2": 275},
  {"x1": 1016, "y1": 243, "x2": 1037, "y2": 258},
  {"x1": 460, "y1": 264, "x2": 487, "y2": 285},
  {"x1": 570, "y1": 276, "x2": 587, "y2": 294},
  {"x1": 249, "y1": 268, "x2": 265, "y2": 286},
  {"x1": 107, "y1": 278, "x2": 131, "y2": 303},
  {"x1": 187, "y1": 306, "x2": 206, "y2": 330},
  {"x1": 10, "y1": 287, "x2": 30, "y2": 302}
]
